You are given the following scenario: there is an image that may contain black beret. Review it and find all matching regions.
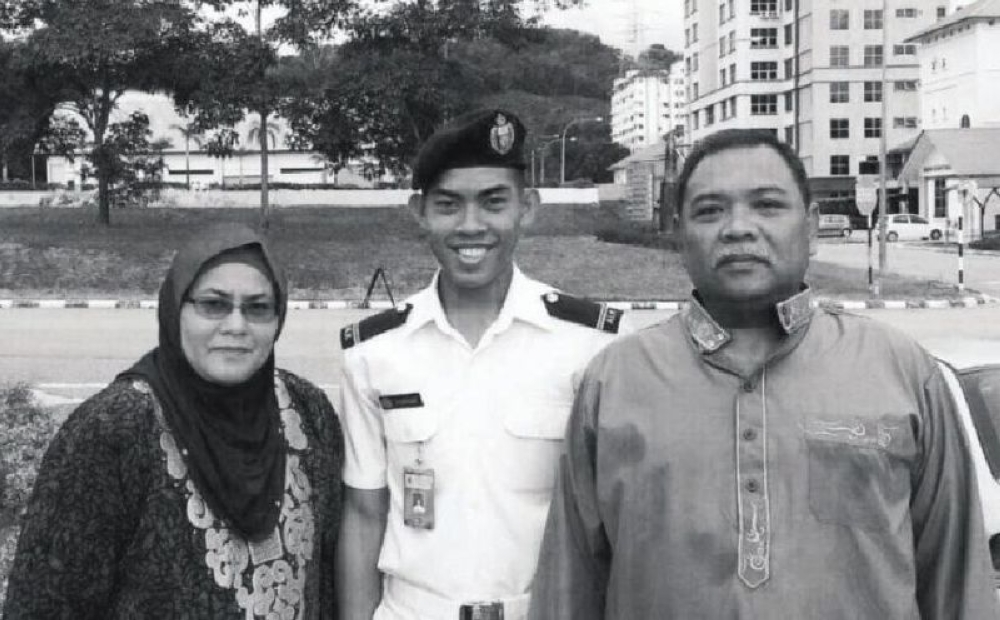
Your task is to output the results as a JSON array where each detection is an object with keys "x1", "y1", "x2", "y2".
[{"x1": 412, "y1": 109, "x2": 527, "y2": 190}]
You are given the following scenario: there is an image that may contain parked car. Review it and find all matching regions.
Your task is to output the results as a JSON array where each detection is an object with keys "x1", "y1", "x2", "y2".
[
  {"x1": 817, "y1": 213, "x2": 853, "y2": 238},
  {"x1": 877, "y1": 214, "x2": 945, "y2": 242},
  {"x1": 931, "y1": 340, "x2": 1000, "y2": 584}
]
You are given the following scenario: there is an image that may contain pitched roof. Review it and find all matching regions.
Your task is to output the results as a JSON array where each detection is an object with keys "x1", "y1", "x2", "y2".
[
  {"x1": 899, "y1": 128, "x2": 1000, "y2": 182},
  {"x1": 906, "y1": 0, "x2": 1000, "y2": 42},
  {"x1": 608, "y1": 141, "x2": 666, "y2": 170}
]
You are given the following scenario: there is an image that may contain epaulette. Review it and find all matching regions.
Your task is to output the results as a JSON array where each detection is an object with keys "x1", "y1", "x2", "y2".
[
  {"x1": 542, "y1": 292, "x2": 622, "y2": 334},
  {"x1": 340, "y1": 304, "x2": 413, "y2": 349}
]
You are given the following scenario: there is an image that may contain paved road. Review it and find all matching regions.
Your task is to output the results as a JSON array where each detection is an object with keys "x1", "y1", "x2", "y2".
[
  {"x1": 3, "y1": 306, "x2": 998, "y2": 404},
  {"x1": 814, "y1": 239, "x2": 1000, "y2": 298}
]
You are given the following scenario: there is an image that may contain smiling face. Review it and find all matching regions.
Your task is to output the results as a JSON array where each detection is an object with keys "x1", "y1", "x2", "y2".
[
  {"x1": 412, "y1": 166, "x2": 536, "y2": 299},
  {"x1": 180, "y1": 261, "x2": 279, "y2": 386},
  {"x1": 679, "y1": 145, "x2": 817, "y2": 308}
]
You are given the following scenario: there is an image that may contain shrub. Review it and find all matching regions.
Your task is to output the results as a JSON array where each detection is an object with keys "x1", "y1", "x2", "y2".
[
  {"x1": 0, "y1": 385, "x2": 58, "y2": 528},
  {"x1": 970, "y1": 234, "x2": 1000, "y2": 251}
]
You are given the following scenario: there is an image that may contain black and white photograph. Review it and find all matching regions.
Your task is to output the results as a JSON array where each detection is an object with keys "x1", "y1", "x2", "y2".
[{"x1": 2, "y1": 0, "x2": 1000, "y2": 617}]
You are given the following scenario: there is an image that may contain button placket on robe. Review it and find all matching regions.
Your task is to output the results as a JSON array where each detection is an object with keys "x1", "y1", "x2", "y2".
[{"x1": 735, "y1": 369, "x2": 770, "y2": 588}]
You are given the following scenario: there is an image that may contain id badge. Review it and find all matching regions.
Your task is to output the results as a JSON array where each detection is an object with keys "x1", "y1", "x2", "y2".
[{"x1": 403, "y1": 466, "x2": 435, "y2": 529}]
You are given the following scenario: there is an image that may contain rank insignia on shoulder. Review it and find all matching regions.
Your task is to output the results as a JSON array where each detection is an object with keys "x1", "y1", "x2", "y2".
[
  {"x1": 340, "y1": 304, "x2": 413, "y2": 349},
  {"x1": 542, "y1": 292, "x2": 622, "y2": 334}
]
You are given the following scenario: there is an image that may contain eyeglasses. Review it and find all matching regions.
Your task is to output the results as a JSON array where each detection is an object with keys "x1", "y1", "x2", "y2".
[{"x1": 185, "y1": 297, "x2": 278, "y2": 323}]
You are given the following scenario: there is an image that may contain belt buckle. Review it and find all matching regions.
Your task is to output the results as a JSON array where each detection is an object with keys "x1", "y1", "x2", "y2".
[{"x1": 459, "y1": 601, "x2": 504, "y2": 620}]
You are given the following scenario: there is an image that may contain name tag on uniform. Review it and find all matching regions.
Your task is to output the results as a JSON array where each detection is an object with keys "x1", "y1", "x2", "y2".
[
  {"x1": 379, "y1": 392, "x2": 424, "y2": 410},
  {"x1": 403, "y1": 466, "x2": 435, "y2": 529}
]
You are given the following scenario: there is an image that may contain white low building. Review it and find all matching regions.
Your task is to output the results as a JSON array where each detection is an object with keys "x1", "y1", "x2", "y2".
[
  {"x1": 45, "y1": 91, "x2": 390, "y2": 188},
  {"x1": 898, "y1": 128, "x2": 1000, "y2": 238}
]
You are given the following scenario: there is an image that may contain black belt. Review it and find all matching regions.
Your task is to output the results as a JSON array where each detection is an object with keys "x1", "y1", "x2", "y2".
[{"x1": 459, "y1": 601, "x2": 505, "y2": 620}]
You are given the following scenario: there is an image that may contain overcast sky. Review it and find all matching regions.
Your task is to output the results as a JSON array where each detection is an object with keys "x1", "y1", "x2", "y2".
[{"x1": 538, "y1": 0, "x2": 684, "y2": 57}]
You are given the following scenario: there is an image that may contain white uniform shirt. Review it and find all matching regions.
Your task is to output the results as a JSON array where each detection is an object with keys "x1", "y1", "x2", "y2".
[{"x1": 339, "y1": 267, "x2": 621, "y2": 614}]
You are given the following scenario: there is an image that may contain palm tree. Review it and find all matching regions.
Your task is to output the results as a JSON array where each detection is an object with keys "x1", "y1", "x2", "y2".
[
  {"x1": 169, "y1": 121, "x2": 203, "y2": 189},
  {"x1": 246, "y1": 120, "x2": 280, "y2": 152}
]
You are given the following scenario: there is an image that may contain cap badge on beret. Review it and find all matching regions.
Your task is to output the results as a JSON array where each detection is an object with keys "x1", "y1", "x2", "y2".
[{"x1": 489, "y1": 113, "x2": 515, "y2": 155}]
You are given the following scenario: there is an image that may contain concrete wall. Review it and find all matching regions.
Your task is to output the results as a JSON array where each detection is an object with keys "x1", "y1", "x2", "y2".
[{"x1": 0, "y1": 187, "x2": 601, "y2": 208}]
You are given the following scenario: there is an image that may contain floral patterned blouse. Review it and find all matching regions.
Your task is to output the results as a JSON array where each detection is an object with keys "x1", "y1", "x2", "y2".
[{"x1": 3, "y1": 370, "x2": 343, "y2": 619}]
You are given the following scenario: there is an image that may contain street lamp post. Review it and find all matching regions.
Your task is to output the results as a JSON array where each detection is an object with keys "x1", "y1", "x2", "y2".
[
  {"x1": 560, "y1": 117, "x2": 603, "y2": 185},
  {"x1": 538, "y1": 136, "x2": 562, "y2": 186}
]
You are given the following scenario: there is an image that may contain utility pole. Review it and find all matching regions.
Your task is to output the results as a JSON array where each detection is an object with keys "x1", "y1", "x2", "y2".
[{"x1": 874, "y1": 0, "x2": 889, "y2": 296}]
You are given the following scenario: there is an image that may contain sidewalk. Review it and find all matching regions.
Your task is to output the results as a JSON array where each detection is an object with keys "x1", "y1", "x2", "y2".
[{"x1": 813, "y1": 240, "x2": 1000, "y2": 299}]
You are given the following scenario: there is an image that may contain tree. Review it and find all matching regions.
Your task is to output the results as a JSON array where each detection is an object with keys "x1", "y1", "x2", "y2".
[
  {"x1": 1, "y1": 0, "x2": 199, "y2": 224},
  {"x1": 172, "y1": 0, "x2": 355, "y2": 230},
  {"x1": 169, "y1": 121, "x2": 203, "y2": 190},
  {"x1": 282, "y1": 1, "x2": 591, "y2": 179}
]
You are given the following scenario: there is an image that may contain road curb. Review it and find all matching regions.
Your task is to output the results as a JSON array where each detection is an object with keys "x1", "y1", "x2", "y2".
[{"x1": 1, "y1": 295, "x2": 996, "y2": 311}]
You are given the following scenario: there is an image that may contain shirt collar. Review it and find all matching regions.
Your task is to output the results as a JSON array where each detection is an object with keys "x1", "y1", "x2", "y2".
[
  {"x1": 682, "y1": 287, "x2": 814, "y2": 354},
  {"x1": 400, "y1": 265, "x2": 555, "y2": 338}
]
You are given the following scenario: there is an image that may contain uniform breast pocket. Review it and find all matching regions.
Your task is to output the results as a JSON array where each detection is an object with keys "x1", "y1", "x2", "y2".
[
  {"x1": 382, "y1": 407, "x2": 439, "y2": 461},
  {"x1": 804, "y1": 415, "x2": 916, "y2": 532},
  {"x1": 501, "y1": 402, "x2": 572, "y2": 492}
]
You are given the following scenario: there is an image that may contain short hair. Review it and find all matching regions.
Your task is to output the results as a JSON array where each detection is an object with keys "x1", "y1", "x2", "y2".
[{"x1": 675, "y1": 129, "x2": 811, "y2": 211}]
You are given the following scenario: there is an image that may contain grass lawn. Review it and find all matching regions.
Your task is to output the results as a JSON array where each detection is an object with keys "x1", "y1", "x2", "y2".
[{"x1": 0, "y1": 205, "x2": 968, "y2": 300}]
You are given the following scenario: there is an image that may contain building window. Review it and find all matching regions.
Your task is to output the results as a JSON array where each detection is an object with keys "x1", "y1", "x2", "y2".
[
  {"x1": 894, "y1": 80, "x2": 918, "y2": 91},
  {"x1": 693, "y1": 53, "x2": 699, "y2": 71},
  {"x1": 751, "y1": 94, "x2": 778, "y2": 115},
  {"x1": 831, "y1": 155, "x2": 850, "y2": 176},
  {"x1": 692, "y1": 23, "x2": 699, "y2": 42},
  {"x1": 692, "y1": 111, "x2": 700, "y2": 130},
  {"x1": 784, "y1": 125, "x2": 794, "y2": 146},
  {"x1": 896, "y1": 7, "x2": 917, "y2": 17},
  {"x1": 685, "y1": 28, "x2": 690, "y2": 47},
  {"x1": 751, "y1": 0, "x2": 779, "y2": 15},
  {"x1": 730, "y1": 63, "x2": 737, "y2": 84},
  {"x1": 864, "y1": 81, "x2": 883, "y2": 102},
  {"x1": 830, "y1": 46, "x2": 849, "y2": 67},
  {"x1": 785, "y1": 24, "x2": 793, "y2": 45},
  {"x1": 937, "y1": 6, "x2": 947, "y2": 19},
  {"x1": 706, "y1": 105, "x2": 715, "y2": 126},
  {"x1": 864, "y1": 9, "x2": 883, "y2": 29},
  {"x1": 830, "y1": 9, "x2": 849, "y2": 30},
  {"x1": 729, "y1": 31, "x2": 736, "y2": 53},
  {"x1": 830, "y1": 81, "x2": 849, "y2": 103},
  {"x1": 830, "y1": 118, "x2": 850, "y2": 139},
  {"x1": 729, "y1": 0, "x2": 735, "y2": 19},
  {"x1": 934, "y1": 178, "x2": 947, "y2": 217},
  {"x1": 893, "y1": 116, "x2": 919, "y2": 128},
  {"x1": 785, "y1": 58, "x2": 795, "y2": 79},
  {"x1": 751, "y1": 61, "x2": 779, "y2": 80},
  {"x1": 720, "y1": 36, "x2": 727, "y2": 56},
  {"x1": 864, "y1": 117, "x2": 882, "y2": 138},
  {"x1": 751, "y1": 28, "x2": 778, "y2": 48},
  {"x1": 720, "y1": 68, "x2": 727, "y2": 86},
  {"x1": 731, "y1": 96, "x2": 738, "y2": 117},
  {"x1": 785, "y1": 0, "x2": 793, "y2": 11},
  {"x1": 961, "y1": 114, "x2": 971, "y2": 128},
  {"x1": 785, "y1": 91, "x2": 793, "y2": 111},
  {"x1": 864, "y1": 45, "x2": 883, "y2": 67},
  {"x1": 693, "y1": 83, "x2": 700, "y2": 99},
  {"x1": 720, "y1": 2, "x2": 727, "y2": 23},
  {"x1": 894, "y1": 44, "x2": 916, "y2": 55}
]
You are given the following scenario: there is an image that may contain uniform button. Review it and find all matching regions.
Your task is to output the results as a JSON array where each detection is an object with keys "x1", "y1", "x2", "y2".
[
  {"x1": 742, "y1": 428, "x2": 757, "y2": 441},
  {"x1": 741, "y1": 380, "x2": 755, "y2": 393},
  {"x1": 745, "y1": 479, "x2": 760, "y2": 493}
]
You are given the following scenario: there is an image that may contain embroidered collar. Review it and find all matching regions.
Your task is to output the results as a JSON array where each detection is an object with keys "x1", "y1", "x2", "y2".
[
  {"x1": 682, "y1": 287, "x2": 814, "y2": 354},
  {"x1": 400, "y1": 265, "x2": 554, "y2": 338}
]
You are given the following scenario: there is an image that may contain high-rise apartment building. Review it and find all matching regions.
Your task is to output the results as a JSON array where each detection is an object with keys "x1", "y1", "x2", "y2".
[
  {"x1": 611, "y1": 63, "x2": 687, "y2": 151},
  {"x1": 683, "y1": 0, "x2": 947, "y2": 201}
]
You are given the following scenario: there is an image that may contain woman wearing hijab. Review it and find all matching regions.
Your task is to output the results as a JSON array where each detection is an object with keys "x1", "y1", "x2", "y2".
[{"x1": 3, "y1": 223, "x2": 343, "y2": 619}]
